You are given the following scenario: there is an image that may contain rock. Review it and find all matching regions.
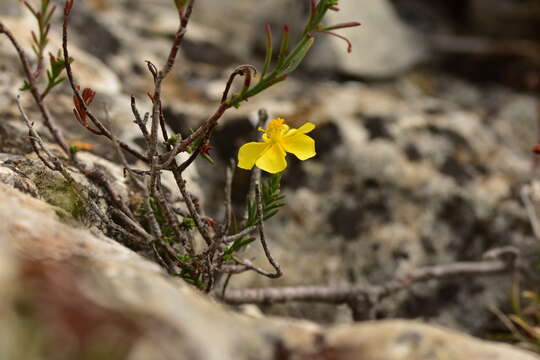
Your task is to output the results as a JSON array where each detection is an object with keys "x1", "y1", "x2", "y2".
[
  {"x1": 307, "y1": 0, "x2": 426, "y2": 78},
  {"x1": 226, "y1": 79, "x2": 536, "y2": 332},
  {"x1": 0, "y1": 158, "x2": 39, "y2": 197},
  {"x1": 0, "y1": 2, "x2": 21, "y2": 16},
  {"x1": 321, "y1": 321, "x2": 538, "y2": 360},
  {"x1": 7, "y1": 156, "x2": 109, "y2": 227},
  {"x1": 0, "y1": 0, "x2": 538, "y2": 344},
  {"x1": 0, "y1": 182, "x2": 537, "y2": 360},
  {"x1": 0, "y1": 11, "x2": 121, "y2": 95}
]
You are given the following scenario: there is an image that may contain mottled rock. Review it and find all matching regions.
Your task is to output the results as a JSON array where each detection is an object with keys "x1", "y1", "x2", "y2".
[
  {"x1": 227, "y1": 79, "x2": 536, "y2": 332},
  {"x1": 0, "y1": 183, "x2": 537, "y2": 360},
  {"x1": 0, "y1": 0, "x2": 537, "y2": 344}
]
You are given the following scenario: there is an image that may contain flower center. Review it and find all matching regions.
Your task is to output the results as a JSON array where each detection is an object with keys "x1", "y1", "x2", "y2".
[{"x1": 260, "y1": 118, "x2": 287, "y2": 142}]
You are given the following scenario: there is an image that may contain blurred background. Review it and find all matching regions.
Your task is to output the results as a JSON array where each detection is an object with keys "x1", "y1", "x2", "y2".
[{"x1": 1, "y1": 0, "x2": 540, "y2": 341}]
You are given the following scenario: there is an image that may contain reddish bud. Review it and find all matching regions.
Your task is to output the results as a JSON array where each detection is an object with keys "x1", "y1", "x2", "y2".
[
  {"x1": 81, "y1": 87, "x2": 96, "y2": 106},
  {"x1": 64, "y1": 0, "x2": 74, "y2": 16},
  {"x1": 72, "y1": 87, "x2": 97, "y2": 131},
  {"x1": 199, "y1": 144, "x2": 213, "y2": 155},
  {"x1": 203, "y1": 218, "x2": 217, "y2": 228}
]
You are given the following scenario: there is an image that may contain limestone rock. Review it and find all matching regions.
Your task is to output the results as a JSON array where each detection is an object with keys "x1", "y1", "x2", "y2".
[
  {"x1": 226, "y1": 79, "x2": 536, "y2": 332},
  {"x1": 307, "y1": 0, "x2": 426, "y2": 78},
  {"x1": 0, "y1": 183, "x2": 537, "y2": 360}
]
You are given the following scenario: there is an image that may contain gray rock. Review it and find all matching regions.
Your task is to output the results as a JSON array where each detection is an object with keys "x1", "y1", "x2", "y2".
[
  {"x1": 0, "y1": 182, "x2": 537, "y2": 360},
  {"x1": 227, "y1": 79, "x2": 536, "y2": 332},
  {"x1": 149, "y1": 0, "x2": 425, "y2": 78},
  {"x1": 0, "y1": 2, "x2": 21, "y2": 16},
  {"x1": 306, "y1": 0, "x2": 426, "y2": 78},
  {"x1": 0, "y1": 0, "x2": 537, "y2": 342}
]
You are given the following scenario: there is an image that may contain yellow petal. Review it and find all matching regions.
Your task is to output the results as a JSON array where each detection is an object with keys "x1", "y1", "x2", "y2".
[
  {"x1": 282, "y1": 134, "x2": 316, "y2": 160},
  {"x1": 296, "y1": 122, "x2": 315, "y2": 134},
  {"x1": 238, "y1": 142, "x2": 270, "y2": 170},
  {"x1": 255, "y1": 144, "x2": 287, "y2": 174},
  {"x1": 285, "y1": 122, "x2": 315, "y2": 138}
]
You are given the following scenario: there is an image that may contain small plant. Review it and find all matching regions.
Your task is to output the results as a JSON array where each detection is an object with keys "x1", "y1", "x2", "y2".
[
  {"x1": 1, "y1": 0, "x2": 523, "y2": 327},
  {"x1": 1, "y1": 0, "x2": 359, "y2": 292}
]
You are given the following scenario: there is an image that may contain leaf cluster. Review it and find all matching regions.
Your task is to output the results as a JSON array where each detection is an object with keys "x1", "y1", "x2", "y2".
[
  {"x1": 227, "y1": 0, "x2": 350, "y2": 108},
  {"x1": 245, "y1": 173, "x2": 285, "y2": 228},
  {"x1": 19, "y1": 1, "x2": 70, "y2": 99},
  {"x1": 4, "y1": 0, "x2": 357, "y2": 293}
]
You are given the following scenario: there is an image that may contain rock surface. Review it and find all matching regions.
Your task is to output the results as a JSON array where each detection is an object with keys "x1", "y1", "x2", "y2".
[
  {"x1": 0, "y1": 0, "x2": 539, "y2": 352},
  {"x1": 0, "y1": 183, "x2": 537, "y2": 360},
  {"x1": 307, "y1": 0, "x2": 426, "y2": 78}
]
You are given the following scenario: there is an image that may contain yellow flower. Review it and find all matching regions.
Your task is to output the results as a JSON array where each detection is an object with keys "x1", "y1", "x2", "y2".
[{"x1": 238, "y1": 118, "x2": 316, "y2": 174}]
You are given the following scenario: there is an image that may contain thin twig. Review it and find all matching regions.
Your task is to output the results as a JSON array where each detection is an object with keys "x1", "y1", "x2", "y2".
[
  {"x1": 110, "y1": 208, "x2": 151, "y2": 241},
  {"x1": 232, "y1": 256, "x2": 279, "y2": 278},
  {"x1": 155, "y1": 184, "x2": 194, "y2": 255},
  {"x1": 223, "y1": 225, "x2": 258, "y2": 244},
  {"x1": 220, "y1": 247, "x2": 518, "y2": 309},
  {"x1": 521, "y1": 184, "x2": 540, "y2": 240},
  {"x1": 223, "y1": 161, "x2": 235, "y2": 236},
  {"x1": 18, "y1": 95, "x2": 144, "y2": 248},
  {"x1": 131, "y1": 96, "x2": 150, "y2": 144},
  {"x1": 158, "y1": 102, "x2": 230, "y2": 164},
  {"x1": 221, "y1": 273, "x2": 233, "y2": 298},
  {"x1": 173, "y1": 168, "x2": 212, "y2": 245},
  {"x1": 61, "y1": 3, "x2": 148, "y2": 162},
  {"x1": 17, "y1": 97, "x2": 59, "y2": 170},
  {"x1": 220, "y1": 65, "x2": 257, "y2": 104},
  {"x1": 254, "y1": 183, "x2": 282, "y2": 278},
  {"x1": 247, "y1": 109, "x2": 267, "y2": 213},
  {"x1": 1, "y1": 23, "x2": 69, "y2": 153}
]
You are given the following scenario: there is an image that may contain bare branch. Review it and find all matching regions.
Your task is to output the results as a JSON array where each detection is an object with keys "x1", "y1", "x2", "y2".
[
  {"x1": 17, "y1": 96, "x2": 60, "y2": 170},
  {"x1": 18, "y1": 95, "x2": 145, "y2": 248},
  {"x1": 155, "y1": 184, "x2": 194, "y2": 255},
  {"x1": 223, "y1": 161, "x2": 235, "y2": 235},
  {"x1": 221, "y1": 273, "x2": 233, "y2": 298},
  {"x1": 223, "y1": 226, "x2": 258, "y2": 244},
  {"x1": 61, "y1": 4, "x2": 148, "y2": 162},
  {"x1": 221, "y1": 247, "x2": 518, "y2": 307},
  {"x1": 173, "y1": 168, "x2": 212, "y2": 245},
  {"x1": 221, "y1": 65, "x2": 257, "y2": 104},
  {"x1": 521, "y1": 184, "x2": 540, "y2": 241},
  {"x1": 254, "y1": 183, "x2": 282, "y2": 278},
  {"x1": 232, "y1": 256, "x2": 280, "y2": 279},
  {"x1": 158, "y1": 102, "x2": 230, "y2": 164},
  {"x1": 247, "y1": 109, "x2": 268, "y2": 204},
  {"x1": 131, "y1": 96, "x2": 150, "y2": 144}
]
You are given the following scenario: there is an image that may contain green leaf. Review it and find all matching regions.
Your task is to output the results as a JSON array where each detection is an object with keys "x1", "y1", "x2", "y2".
[
  {"x1": 20, "y1": 81, "x2": 32, "y2": 92},
  {"x1": 201, "y1": 152, "x2": 214, "y2": 164},
  {"x1": 176, "y1": 254, "x2": 192, "y2": 264},
  {"x1": 280, "y1": 37, "x2": 315, "y2": 76},
  {"x1": 243, "y1": 172, "x2": 285, "y2": 228},
  {"x1": 276, "y1": 25, "x2": 290, "y2": 69},
  {"x1": 181, "y1": 217, "x2": 195, "y2": 231},
  {"x1": 223, "y1": 237, "x2": 256, "y2": 260},
  {"x1": 261, "y1": 24, "x2": 273, "y2": 79}
]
